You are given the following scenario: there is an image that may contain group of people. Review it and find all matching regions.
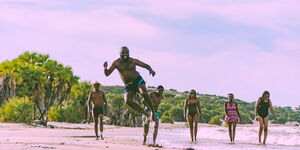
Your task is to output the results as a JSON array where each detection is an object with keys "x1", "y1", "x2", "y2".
[{"x1": 87, "y1": 46, "x2": 277, "y2": 146}]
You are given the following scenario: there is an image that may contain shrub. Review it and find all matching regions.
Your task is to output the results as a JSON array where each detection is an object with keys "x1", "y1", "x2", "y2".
[
  {"x1": 47, "y1": 106, "x2": 61, "y2": 122},
  {"x1": 161, "y1": 111, "x2": 174, "y2": 123},
  {"x1": 169, "y1": 106, "x2": 184, "y2": 121},
  {"x1": 0, "y1": 97, "x2": 34, "y2": 123},
  {"x1": 239, "y1": 112, "x2": 253, "y2": 124},
  {"x1": 47, "y1": 100, "x2": 83, "y2": 123},
  {"x1": 209, "y1": 114, "x2": 223, "y2": 125}
]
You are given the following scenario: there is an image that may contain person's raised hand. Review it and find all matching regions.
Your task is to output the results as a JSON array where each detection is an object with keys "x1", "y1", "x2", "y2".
[
  {"x1": 149, "y1": 70, "x2": 156, "y2": 77},
  {"x1": 103, "y1": 61, "x2": 108, "y2": 69}
]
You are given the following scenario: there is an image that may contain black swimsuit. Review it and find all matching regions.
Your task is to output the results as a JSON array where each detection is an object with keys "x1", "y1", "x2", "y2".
[
  {"x1": 258, "y1": 99, "x2": 270, "y2": 118},
  {"x1": 188, "y1": 102, "x2": 197, "y2": 117}
]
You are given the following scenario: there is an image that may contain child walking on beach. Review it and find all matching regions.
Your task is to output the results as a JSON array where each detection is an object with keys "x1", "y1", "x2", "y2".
[{"x1": 224, "y1": 93, "x2": 241, "y2": 144}]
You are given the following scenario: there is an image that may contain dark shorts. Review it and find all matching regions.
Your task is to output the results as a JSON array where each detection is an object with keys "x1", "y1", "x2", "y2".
[
  {"x1": 123, "y1": 76, "x2": 145, "y2": 93},
  {"x1": 93, "y1": 106, "x2": 104, "y2": 117}
]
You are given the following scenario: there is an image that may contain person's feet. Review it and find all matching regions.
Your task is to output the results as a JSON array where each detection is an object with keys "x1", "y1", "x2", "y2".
[
  {"x1": 96, "y1": 136, "x2": 99, "y2": 140},
  {"x1": 100, "y1": 135, "x2": 104, "y2": 140}
]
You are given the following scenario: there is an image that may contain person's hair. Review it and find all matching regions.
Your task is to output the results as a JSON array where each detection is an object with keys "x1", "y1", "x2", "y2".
[
  {"x1": 92, "y1": 82, "x2": 101, "y2": 89},
  {"x1": 261, "y1": 91, "x2": 270, "y2": 100},
  {"x1": 188, "y1": 89, "x2": 197, "y2": 100},
  {"x1": 156, "y1": 85, "x2": 164, "y2": 90},
  {"x1": 228, "y1": 93, "x2": 234, "y2": 97},
  {"x1": 120, "y1": 46, "x2": 129, "y2": 52}
]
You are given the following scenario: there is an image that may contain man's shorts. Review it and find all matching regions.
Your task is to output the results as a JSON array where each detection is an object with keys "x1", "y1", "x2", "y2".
[{"x1": 93, "y1": 106, "x2": 104, "y2": 117}]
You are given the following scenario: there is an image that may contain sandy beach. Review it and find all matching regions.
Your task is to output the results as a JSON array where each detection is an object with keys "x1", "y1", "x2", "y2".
[{"x1": 0, "y1": 122, "x2": 299, "y2": 150}]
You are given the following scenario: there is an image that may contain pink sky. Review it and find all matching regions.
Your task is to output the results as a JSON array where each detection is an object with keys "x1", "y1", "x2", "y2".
[{"x1": 0, "y1": 0, "x2": 300, "y2": 107}]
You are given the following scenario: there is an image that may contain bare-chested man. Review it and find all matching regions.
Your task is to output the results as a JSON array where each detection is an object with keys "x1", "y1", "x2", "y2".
[
  {"x1": 103, "y1": 46, "x2": 156, "y2": 120},
  {"x1": 88, "y1": 82, "x2": 107, "y2": 140},
  {"x1": 143, "y1": 85, "x2": 164, "y2": 146}
]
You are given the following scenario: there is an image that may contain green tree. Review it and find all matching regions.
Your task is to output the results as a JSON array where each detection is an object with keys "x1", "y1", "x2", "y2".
[
  {"x1": 70, "y1": 81, "x2": 92, "y2": 122},
  {"x1": 0, "y1": 52, "x2": 79, "y2": 124}
]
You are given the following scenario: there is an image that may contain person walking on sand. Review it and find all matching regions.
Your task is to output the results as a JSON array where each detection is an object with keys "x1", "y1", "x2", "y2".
[
  {"x1": 88, "y1": 82, "x2": 107, "y2": 140},
  {"x1": 224, "y1": 93, "x2": 241, "y2": 144},
  {"x1": 103, "y1": 46, "x2": 156, "y2": 121},
  {"x1": 255, "y1": 91, "x2": 277, "y2": 145},
  {"x1": 143, "y1": 85, "x2": 164, "y2": 147},
  {"x1": 184, "y1": 90, "x2": 202, "y2": 142}
]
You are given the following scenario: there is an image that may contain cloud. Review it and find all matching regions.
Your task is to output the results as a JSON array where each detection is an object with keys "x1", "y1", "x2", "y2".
[
  {"x1": 130, "y1": 41, "x2": 300, "y2": 107},
  {"x1": 119, "y1": 0, "x2": 300, "y2": 34},
  {"x1": 1, "y1": 0, "x2": 299, "y2": 107}
]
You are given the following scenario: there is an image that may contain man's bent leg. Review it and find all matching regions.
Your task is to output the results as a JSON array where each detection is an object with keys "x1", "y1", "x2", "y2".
[
  {"x1": 138, "y1": 84, "x2": 155, "y2": 120},
  {"x1": 124, "y1": 91, "x2": 149, "y2": 116}
]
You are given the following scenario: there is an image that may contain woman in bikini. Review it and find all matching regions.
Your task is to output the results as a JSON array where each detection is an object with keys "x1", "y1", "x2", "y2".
[
  {"x1": 184, "y1": 89, "x2": 202, "y2": 142},
  {"x1": 224, "y1": 93, "x2": 241, "y2": 144},
  {"x1": 255, "y1": 91, "x2": 277, "y2": 144}
]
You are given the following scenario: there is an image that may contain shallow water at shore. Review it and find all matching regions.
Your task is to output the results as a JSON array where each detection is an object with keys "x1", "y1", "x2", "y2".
[{"x1": 120, "y1": 124, "x2": 300, "y2": 150}]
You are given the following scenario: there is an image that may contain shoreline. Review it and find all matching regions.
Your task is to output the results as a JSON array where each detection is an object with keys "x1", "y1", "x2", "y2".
[{"x1": 0, "y1": 122, "x2": 299, "y2": 150}]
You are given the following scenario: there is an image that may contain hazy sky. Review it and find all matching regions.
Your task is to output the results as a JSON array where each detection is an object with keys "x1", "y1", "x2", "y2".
[{"x1": 1, "y1": 0, "x2": 299, "y2": 107}]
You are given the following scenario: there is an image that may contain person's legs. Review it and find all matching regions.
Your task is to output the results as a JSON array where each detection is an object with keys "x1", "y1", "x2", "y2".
[
  {"x1": 193, "y1": 114, "x2": 199, "y2": 141},
  {"x1": 143, "y1": 119, "x2": 150, "y2": 145},
  {"x1": 188, "y1": 115, "x2": 194, "y2": 141},
  {"x1": 227, "y1": 122, "x2": 233, "y2": 142},
  {"x1": 258, "y1": 116, "x2": 264, "y2": 144},
  {"x1": 99, "y1": 115, "x2": 104, "y2": 140},
  {"x1": 138, "y1": 84, "x2": 155, "y2": 121},
  {"x1": 232, "y1": 121, "x2": 238, "y2": 143},
  {"x1": 263, "y1": 117, "x2": 269, "y2": 144},
  {"x1": 153, "y1": 120, "x2": 159, "y2": 145},
  {"x1": 124, "y1": 91, "x2": 149, "y2": 116},
  {"x1": 94, "y1": 115, "x2": 99, "y2": 140}
]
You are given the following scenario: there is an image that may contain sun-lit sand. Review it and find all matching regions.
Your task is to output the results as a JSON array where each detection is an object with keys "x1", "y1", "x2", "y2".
[{"x1": 0, "y1": 122, "x2": 299, "y2": 150}]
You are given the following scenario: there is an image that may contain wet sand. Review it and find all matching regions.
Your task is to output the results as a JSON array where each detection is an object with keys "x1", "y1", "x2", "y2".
[
  {"x1": 0, "y1": 122, "x2": 299, "y2": 150},
  {"x1": 0, "y1": 122, "x2": 180, "y2": 150}
]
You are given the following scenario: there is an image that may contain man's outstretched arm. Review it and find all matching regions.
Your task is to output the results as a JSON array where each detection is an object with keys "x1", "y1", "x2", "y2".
[
  {"x1": 133, "y1": 59, "x2": 155, "y2": 76},
  {"x1": 104, "y1": 61, "x2": 116, "y2": 76}
]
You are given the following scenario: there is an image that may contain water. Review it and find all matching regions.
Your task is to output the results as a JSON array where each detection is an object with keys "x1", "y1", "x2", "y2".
[{"x1": 155, "y1": 125, "x2": 300, "y2": 150}]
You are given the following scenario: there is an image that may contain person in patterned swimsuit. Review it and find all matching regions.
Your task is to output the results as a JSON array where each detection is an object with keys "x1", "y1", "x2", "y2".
[{"x1": 224, "y1": 93, "x2": 241, "y2": 144}]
